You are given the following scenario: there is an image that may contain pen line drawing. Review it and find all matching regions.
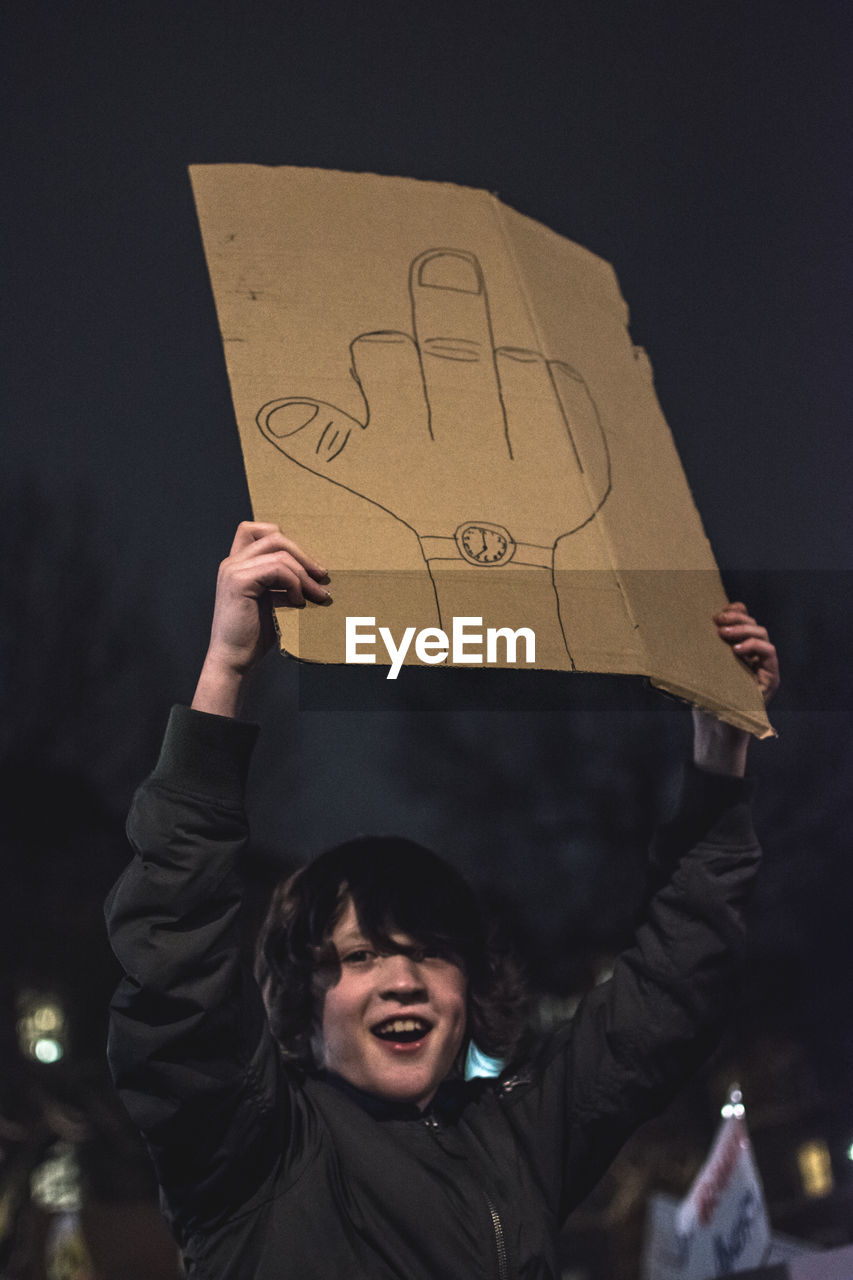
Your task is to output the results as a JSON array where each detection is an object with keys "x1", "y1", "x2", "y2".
[{"x1": 256, "y1": 247, "x2": 616, "y2": 665}]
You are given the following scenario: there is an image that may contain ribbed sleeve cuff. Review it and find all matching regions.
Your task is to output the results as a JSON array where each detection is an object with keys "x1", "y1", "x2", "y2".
[{"x1": 150, "y1": 705, "x2": 260, "y2": 805}]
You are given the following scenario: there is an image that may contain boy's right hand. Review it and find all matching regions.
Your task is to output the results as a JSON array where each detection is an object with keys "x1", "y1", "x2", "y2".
[{"x1": 192, "y1": 522, "x2": 330, "y2": 717}]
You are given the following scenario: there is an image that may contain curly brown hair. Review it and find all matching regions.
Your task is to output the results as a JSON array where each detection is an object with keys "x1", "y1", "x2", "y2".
[{"x1": 255, "y1": 836, "x2": 529, "y2": 1071}]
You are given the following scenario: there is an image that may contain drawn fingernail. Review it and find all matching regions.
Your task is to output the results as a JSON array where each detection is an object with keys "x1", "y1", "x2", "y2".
[
  {"x1": 321, "y1": 590, "x2": 333, "y2": 604},
  {"x1": 417, "y1": 251, "x2": 481, "y2": 294},
  {"x1": 266, "y1": 401, "x2": 319, "y2": 437}
]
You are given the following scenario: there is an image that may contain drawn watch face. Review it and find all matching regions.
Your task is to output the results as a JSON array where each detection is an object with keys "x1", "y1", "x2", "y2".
[{"x1": 455, "y1": 522, "x2": 516, "y2": 567}]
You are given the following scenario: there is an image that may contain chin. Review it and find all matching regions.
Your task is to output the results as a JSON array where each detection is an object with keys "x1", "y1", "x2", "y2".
[{"x1": 367, "y1": 1058, "x2": 445, "y2": 1107}]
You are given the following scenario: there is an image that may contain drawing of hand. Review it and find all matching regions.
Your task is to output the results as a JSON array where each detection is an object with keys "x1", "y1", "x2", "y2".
[{"x1": 257, "y1": 249, "x2": 610, "y2": 575}]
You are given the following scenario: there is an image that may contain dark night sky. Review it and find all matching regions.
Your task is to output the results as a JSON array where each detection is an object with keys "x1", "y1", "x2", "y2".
[
  {"x1": 4, "y1": 2, "x2": 850, "y2": 591},
  {"x1": 3, "y1": 0, "x2": 852, "y2": 1114}
]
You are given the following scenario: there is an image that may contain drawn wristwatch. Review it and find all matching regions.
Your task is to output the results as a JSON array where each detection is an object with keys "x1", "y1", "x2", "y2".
[{"x1": 420, "y1": 522, "x2": 553, "y2": 569}]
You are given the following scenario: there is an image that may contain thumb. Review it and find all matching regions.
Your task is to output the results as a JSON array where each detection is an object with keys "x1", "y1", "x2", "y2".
[{"x1": 257, "y1": 398, "x2": 365, "y2": 475}]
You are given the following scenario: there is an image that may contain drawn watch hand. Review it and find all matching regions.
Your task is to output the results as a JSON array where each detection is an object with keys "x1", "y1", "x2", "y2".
[
  {"x1": 461, "y1": 525, "x2": 509, "y2": 565},
  {"x1": 257, "y1": 248, "x2": 611, "y2": 578}
]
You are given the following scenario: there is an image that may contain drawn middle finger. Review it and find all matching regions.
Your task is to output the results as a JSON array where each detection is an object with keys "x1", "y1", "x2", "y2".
[{"x1": 409, "y1": 249, "x2": 508, "y2": 454}]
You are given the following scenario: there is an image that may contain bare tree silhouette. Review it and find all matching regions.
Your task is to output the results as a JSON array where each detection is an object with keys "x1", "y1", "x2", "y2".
[{"x1": 0, "y1": 477, "x2": 176, "y2": 1056}]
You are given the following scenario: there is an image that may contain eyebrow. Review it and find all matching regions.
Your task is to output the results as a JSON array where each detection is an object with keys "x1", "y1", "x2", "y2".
[
  {"x1": 334, "y1": 928, "x2": 370, "y2": 947},
  {"x1": 335, "y1": 926, "x2": 420, "y2": 951}
]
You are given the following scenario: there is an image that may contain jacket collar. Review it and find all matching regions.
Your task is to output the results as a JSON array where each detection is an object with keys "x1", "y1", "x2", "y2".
[{"x1": 317, "y1": 1069, "x2": 473, "y2": 1123}]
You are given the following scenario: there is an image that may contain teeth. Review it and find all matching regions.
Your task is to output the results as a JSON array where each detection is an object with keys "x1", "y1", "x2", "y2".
[{"x1": 372, "y1": 1017, "x2": 431, "y2": 1040}]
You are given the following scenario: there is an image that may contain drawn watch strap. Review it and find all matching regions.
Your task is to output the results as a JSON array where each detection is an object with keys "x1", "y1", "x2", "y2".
[{"x1": 420, "y1": 523, "x2": 553, "y2": 569}]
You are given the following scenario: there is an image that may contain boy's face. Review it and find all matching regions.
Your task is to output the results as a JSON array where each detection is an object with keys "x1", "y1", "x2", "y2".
[{"x1": 317, "y1": 898, "x2": 467, "y2": 1110}]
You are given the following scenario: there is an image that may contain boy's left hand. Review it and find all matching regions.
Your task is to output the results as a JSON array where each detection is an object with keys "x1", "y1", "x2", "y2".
[{"x1": 714, "y1": 602, "x2": 780, "y2": 704}]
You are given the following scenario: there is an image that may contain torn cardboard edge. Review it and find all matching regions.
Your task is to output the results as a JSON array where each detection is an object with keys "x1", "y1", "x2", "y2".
[{"x1": 650, "y1": 677, "x2": 774, "y2": 740}]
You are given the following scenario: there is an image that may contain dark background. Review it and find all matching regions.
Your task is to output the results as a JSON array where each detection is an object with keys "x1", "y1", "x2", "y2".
[{"x1": 2, "y1": 0, "x2": 851, "y2": 1269}]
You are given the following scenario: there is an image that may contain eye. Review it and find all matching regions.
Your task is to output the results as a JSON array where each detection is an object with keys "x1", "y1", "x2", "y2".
[
  {"x1": 342, "y1": 948, "x2": 375, "y2": 965},
  {"x1": 415, "y1": 944, "x2": 452, "y2": 964}
]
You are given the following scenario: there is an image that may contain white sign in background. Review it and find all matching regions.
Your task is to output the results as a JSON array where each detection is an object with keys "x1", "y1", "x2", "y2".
[{"x1": 642, "y1": 1115, "x2": 795, "y2": 1279}]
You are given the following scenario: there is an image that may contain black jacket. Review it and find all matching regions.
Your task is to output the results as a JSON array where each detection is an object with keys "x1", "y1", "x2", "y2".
[{"x1": 106, "y1": 706, "x2": 761, "y2": 1280}]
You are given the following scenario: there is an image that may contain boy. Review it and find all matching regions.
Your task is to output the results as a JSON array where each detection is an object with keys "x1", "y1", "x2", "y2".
[{"x1": 107, "y1": 521, "x2": 778, "y2": 1279}]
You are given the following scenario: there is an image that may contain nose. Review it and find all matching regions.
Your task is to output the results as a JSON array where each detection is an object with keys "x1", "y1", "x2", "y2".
[{"x1": 378, "y1": 952, "x2": 428, "y2": 1002}]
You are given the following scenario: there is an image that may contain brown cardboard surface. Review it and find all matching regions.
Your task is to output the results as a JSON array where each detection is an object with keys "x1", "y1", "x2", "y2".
[{"x1": 190, "y1": 164, "x2": 772, "y2": 736}]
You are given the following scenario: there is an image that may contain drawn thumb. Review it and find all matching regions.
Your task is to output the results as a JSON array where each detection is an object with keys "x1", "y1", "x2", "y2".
[{"x1": 257, "y1": 398, "x2": 363, "y2": 473}]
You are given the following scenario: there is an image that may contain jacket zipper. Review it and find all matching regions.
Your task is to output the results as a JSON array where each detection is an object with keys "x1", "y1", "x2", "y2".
[
  {"x1": 485, "y1": 1193, "x2": 509, "y2": 1280},
  {"x1": 422, "y1": 1114, "x2": 508, "y2": 1279}
]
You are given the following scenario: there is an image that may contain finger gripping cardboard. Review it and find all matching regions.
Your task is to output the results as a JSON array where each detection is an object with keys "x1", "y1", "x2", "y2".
[{"x1": 190, "y1": 164, "x2": 772, "y2": 737}]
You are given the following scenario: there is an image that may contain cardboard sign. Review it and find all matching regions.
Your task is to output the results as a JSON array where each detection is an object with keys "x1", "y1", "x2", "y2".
[{"x1": 190, "y1": 165, "x2": 771, "y2": 735}]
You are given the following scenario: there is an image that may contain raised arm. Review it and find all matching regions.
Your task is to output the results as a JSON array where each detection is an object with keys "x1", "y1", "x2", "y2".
[
  {"x1": 503, "y1": 603, "x2": 779, "y2": 1221},
  {"x1": 106, "y1": 523, "x2": 329, "y2": 1231}
]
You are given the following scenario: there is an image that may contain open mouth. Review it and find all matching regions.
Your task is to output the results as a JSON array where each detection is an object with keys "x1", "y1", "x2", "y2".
[{"x1": 371, "y1": 1016, "x2": 432, "y2": 1044}]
